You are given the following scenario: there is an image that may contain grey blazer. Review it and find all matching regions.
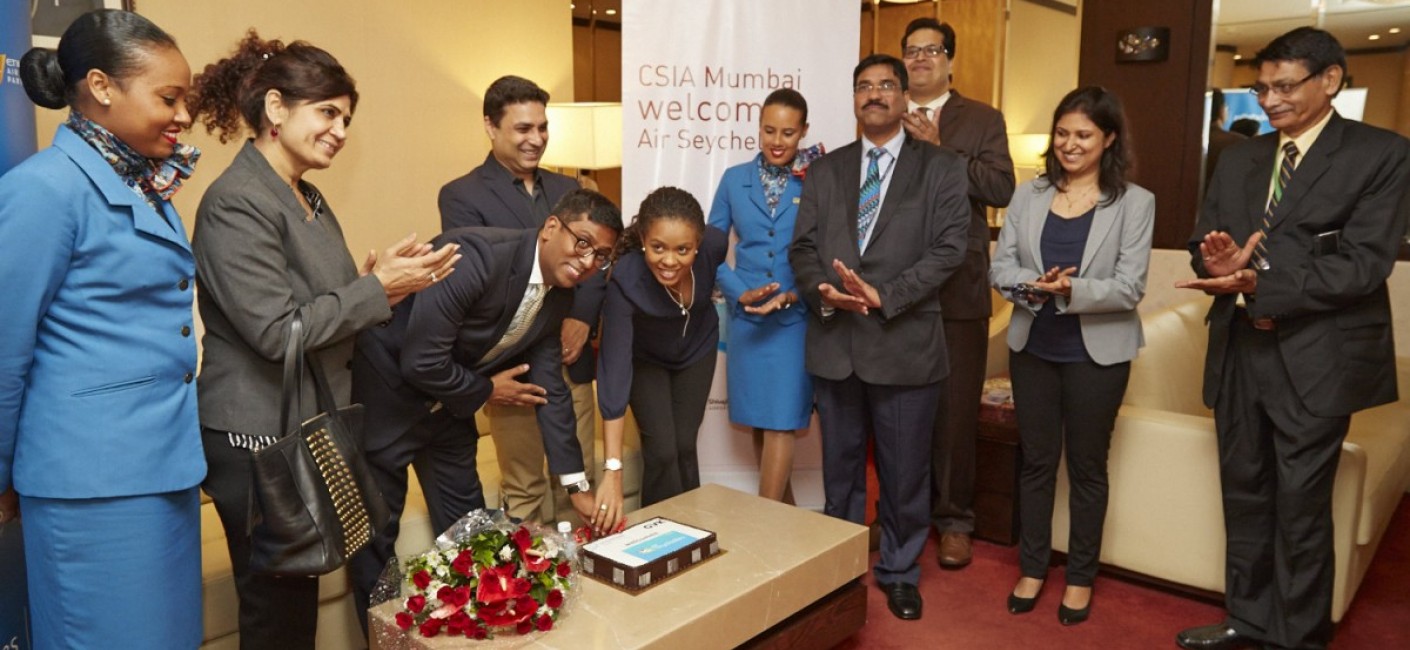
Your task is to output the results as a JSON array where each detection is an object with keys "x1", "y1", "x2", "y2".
[
  {"x1": 192, "y1": 141, "x2": 392, "y2": 438},
  {"x1": 990, "y1": 180, "x2": 1155, "y2": 366}
]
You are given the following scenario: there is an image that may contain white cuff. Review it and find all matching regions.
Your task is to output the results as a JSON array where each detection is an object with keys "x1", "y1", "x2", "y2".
[{"x1": 559, "y1": 472, "x2": 587, "y2": 486}]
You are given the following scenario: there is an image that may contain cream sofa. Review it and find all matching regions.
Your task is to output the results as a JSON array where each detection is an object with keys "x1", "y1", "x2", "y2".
[
  {"x1": 199, "y1": 413, "x2": 643, "y2": 649},
  {"x1": 989, "y1": 295, "x2": 1410, "y2": 621}
]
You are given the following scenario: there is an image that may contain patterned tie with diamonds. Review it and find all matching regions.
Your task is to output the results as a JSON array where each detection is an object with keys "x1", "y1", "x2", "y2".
[
  {"x1": 857, "y1": 147, "x2": 884, "y2": 249},
  {"x1": 1254, "y1": 141, "x2": 1299, "y2": 271},
  {"x1": 482, "y1": 283, "x2": 547, "y2": 364}
]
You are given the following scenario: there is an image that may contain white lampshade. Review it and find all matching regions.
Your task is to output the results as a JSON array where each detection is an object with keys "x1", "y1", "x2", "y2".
[
  {"x1": 1008, "y1": 133, "x2": 1050, "y2": 170},
  {"x1": 541, "y1": 102, "x2": 623, "y2": 170}
]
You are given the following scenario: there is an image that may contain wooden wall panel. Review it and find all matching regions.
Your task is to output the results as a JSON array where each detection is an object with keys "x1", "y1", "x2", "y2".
[
  {"x1": 860, "y1": 0, "x2": 1004, "y2": 105},
  {"x1": 1079, "y1": 0, "x2": 1213, "y2": 250}
]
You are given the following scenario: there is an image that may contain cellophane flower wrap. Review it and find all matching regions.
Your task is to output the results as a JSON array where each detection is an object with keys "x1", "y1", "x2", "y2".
[{"x1": 371, "y1": 509, "x2": 578, "y2": 646}]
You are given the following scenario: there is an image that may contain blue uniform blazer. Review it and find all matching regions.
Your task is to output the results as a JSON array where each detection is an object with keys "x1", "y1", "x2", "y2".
[
  {"x1": 0, "y1": 125, "x2": 204, "y2": 498},
  {"x1": 709, "y1": 156, "x2": 806, "y2": 326}
]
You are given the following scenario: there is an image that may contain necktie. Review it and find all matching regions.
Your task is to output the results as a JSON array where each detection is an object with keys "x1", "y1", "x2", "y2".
[
  {"x1": 1254, "y1": 141, "x2": 1299, "y2": 270},
  {"x1": 482, "y1": 283, "x2": 547, "y2": 364},
  {"x1": 858, "y1": 147, "x2": 884, "y2": 248}
]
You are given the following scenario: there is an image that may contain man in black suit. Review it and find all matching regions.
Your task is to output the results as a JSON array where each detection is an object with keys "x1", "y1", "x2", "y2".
[
  {"x1": 438, "y1": 76, "x2": 607, "y2": 525},
  {"x1": 898, "y1": 18, "x2": 1016, "y2": 568},
  {"x1": 1175, "y1": 28, "x2": 1409, "y2": 650},
  {"x1": 789, "y1": 54, "x2": 970, "y2": 621},
  {"x1": 348, "y1": 190, "x2": 623, "y2": 627}
]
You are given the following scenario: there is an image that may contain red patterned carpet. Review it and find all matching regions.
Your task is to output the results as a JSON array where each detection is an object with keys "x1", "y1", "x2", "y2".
[{"x1": 835, "y1": 497, "x2": 1410, "y2": 649}]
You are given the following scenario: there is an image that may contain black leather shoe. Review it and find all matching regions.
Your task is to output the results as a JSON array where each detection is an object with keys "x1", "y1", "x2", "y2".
[
  {"x1": 1176, "y1": 623, "x2": 1260, "y2": 650},
  {"x1": 879, "y1": 582, "x2": 922, "y2": 620},
  {"x1": 1058, "y1": 601, "x2": 1090, "y2": 625},
  {"x1": 1007, "y1": 578, "x2": 1044, "y2": 614}
]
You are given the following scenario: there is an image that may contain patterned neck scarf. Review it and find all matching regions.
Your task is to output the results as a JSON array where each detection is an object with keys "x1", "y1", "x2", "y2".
[
  {"x1": 755, "y1": 143, "x2": 826, "y2": 212},
  {"x1": 66, "y1": 110, "x2": 200, "y2": 208}
]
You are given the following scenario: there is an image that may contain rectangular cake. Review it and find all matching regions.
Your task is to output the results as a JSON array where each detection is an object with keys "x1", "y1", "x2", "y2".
[{"x1": 581, "y1": 517, "x2": 719, "y2": 592}]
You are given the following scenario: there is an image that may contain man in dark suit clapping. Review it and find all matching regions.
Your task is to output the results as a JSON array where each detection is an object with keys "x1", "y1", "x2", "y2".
[
  {"x1": 438, "y1": 76, "x2": 606, "y2": 526},
  {"x1": 789, "y1": 54, "x2": 970, "y2": 621},
  {"x1": 1175, "y1": 28, "x2": 1409, "y2": 650},
  {"x1": 348, "y1": 190, "x2": 622, "y2": 628}
]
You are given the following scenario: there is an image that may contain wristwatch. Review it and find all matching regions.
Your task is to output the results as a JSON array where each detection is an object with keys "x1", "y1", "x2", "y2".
[
  {"x1": 604, "y1": 457, "x2": 623, "y2": 472},
  {"x1": 566, "y1": 478, "x2": 591, "y2": 495}
]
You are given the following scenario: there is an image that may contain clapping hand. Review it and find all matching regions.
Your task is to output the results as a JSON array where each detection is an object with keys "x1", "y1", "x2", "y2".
[
  {"x1": 364, "y1": 233, "x2": 461, "y2": 307},
  {"x1": 901, "y1": 109, "x2": 941, "y2": 146},
  {"x1": 818, "y1": 259, "x2": 881, "y2": 314},
  {"x1": 1175, "y1": 231, "x2": 1262, "y2": 295},
  {"x1": 739, "y1": 282, "x2": 796, "y2": 315},
  {"x1": 1030, "y1": 265, "x2": 1077, "y2": 299}
]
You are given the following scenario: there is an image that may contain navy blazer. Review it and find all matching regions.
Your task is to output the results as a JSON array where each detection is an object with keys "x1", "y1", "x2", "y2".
[
  {"x1": 353, "y1": 228, "x2": 582, "y2": 475},
  {"x1": 789, "y1": 137, "x2": 971, "y2": 386},
  {"x1": 0, "y1": 126, "x2": 203, "y2": 497},
  {"x1": 439, "y1": 154, "x2": 603, "y2": 384},
  {"x1": 708, "y1": 155, "x2": 806, "y2": 326},
  {"x1": 1192, "y1": 113, "x2": 1408, "y2": 417}
]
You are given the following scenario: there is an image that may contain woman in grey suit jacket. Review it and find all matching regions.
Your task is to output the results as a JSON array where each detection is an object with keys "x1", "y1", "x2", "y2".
[
  {"x1": 187, "y1": 33, "x2": 457, "y2": 649},
  {"x1": 990, "y1": 87, "x2": 1153, "y2": 626}
]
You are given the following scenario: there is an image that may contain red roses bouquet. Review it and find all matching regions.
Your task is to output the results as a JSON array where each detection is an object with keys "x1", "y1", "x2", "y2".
[{"x1": 384, "y1": 510, "x2": 575, "y2": 642}]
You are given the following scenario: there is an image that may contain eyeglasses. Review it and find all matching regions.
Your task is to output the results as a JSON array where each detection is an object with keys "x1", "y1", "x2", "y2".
[
  {"x1": 563, "y1": 222, "x2": 615, "y2": 271},
  {"x1": 854, "y1": 80, "x2": 901, "y2": 95},
  {"x1": 902, "y1": 45, "x2": 947, "y2": 60},
  {"x1": 1249, "y1": 70, "x2": 1320, "y2": 98}
]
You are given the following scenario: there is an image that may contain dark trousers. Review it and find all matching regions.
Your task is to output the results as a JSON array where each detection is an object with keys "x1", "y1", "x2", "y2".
[
  {"x1": 1216, "y1": 319, "x2": 1348, "y2": 650},
  {"x1": 630, "y1": 353, "x2": 717, "y2": 506},
  {"x1": 815, "y1": 373, "x2": 942, "y2": 586},
  {"x1": 201, "y1": 428, "x2": 319, "y2": 650},
  {"x1": 931, "y1": 317, "x2": 989, "y2": 533},
  {"x1": 349, "y1": 407, "x2": 485, "y2": 633},
  {"x1": 1009, "y1": 351, "x2": 1129, "y2": 586}
]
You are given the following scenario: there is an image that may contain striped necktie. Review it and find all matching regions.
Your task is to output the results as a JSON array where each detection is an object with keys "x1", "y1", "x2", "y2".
[
  {"x1": 858, "y1": 147, "x2": 884, "y2": 248},
  {"x1": 1254, "y1": 141, "x2": 1299, "y2": 271},
  {"x1": 482, "y1": 283, "x2": 547, "y2": 364}
]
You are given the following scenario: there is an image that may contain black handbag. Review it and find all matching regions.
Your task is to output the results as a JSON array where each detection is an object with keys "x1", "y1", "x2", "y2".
[{"x1": 248, "y1": 314, "x2": 390, "y2": 576}]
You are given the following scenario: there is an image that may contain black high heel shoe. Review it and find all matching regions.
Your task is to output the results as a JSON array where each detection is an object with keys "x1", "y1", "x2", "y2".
[
  {"x1": 1058, "y1": 597, "x2": 1092, "y2": 625},
  {"x1": 1007, "y1": 579, "x2": 1044, "y2": 614}
]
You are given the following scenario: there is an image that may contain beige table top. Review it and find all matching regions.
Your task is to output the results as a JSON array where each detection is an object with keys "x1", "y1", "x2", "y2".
[{"x1": 373, "y1": 483, "x2": 868, "y2": 650}]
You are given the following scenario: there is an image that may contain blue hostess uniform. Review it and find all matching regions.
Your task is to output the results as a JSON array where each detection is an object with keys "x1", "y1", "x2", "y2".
[
  {"x1": 0, "y1": 125, "x2": 205, "y2": 649},
  {"x1": 709, "y1": 156, "x2": 813, "y2": 431}
]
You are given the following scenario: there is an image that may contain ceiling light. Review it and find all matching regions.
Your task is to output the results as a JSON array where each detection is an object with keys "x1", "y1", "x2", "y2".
[
  {"x1": 605, "y1": 9, "x2": 617, "y2": 15},
  {"x1": 1370, "y1": 34, "x2": 1382, "y2": 40},
  {"x1": 1391, "y1": 28, "x2": 1402, "y2": 34},
  {"x1": 1233, "y1": 54, "x2": 1242, "y2": 60}
]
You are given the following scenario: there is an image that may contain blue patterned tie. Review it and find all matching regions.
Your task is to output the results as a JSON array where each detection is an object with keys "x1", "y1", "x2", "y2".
[
  {"x1": 857, "y1": 147, "x2": 884, "y2": 248},
  {"x1": 1254, "y1": 141, "x2": 1298, "y2": 271}
]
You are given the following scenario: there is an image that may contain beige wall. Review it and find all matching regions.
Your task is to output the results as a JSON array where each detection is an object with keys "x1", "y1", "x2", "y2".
[
  {"x1": 35, "y1": 0, "x2": 575, "y2": 260},
  {"x1": 1347, "y1": 50, "x2": 1405, "y2": 132},
  {"x1": 1001, "y1": 0, "x2": 1079, "y2": 136}
]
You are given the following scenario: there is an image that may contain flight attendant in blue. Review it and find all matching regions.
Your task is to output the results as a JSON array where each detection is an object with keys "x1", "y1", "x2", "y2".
[
  {"x1": 0, "y1": 11, "x2": 206, "y2": 649},
  {"x1": 708, "y1": 89, "x2": 823, "y2": 503}
]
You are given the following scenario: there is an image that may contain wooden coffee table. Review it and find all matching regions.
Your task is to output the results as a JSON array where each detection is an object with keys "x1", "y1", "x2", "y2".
[{"x1": 371, "y1": 484, "x2": 869, "y2": 649}]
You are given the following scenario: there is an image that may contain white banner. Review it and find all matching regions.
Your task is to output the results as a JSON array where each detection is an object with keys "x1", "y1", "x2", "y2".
[{"x1": 622, "y1": 0, "x2": 860, "y2": 508}]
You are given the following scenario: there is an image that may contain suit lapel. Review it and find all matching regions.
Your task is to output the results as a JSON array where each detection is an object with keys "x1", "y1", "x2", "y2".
[
  {"x1": 1243, "y1": 137, "x2": 1278, "y2": 233},
  {"x1": 865, "y1": 139, "x2": 918, "y2": 253},
  {"x1": 937, "y1": 92, "x2": 965, "y2": 142},
  {"x1": 1079, "y1": 191, "x2": 1119, "y2": 273},
  {"x1": 1269, "y1": 115, "x2": 1342, "y2": 231},
  {"x1": 55, "y1": 128, "x2": 193, "y2": 254},
  {"x1": 744, "y1": 168, "x2": 772, "y2": 218},
  {"x1": 488, "y1": 231, "x2": 556, "y2": 363},
  {"x1": 479, "y1": 154, "x2": 539, "y2": 229},
  {"x1": 837, "y1": 142, "x2": 864, "y2": 263},
  {"x1": 1027, "y1": 185, "x2": 1054, "y2": 272}
]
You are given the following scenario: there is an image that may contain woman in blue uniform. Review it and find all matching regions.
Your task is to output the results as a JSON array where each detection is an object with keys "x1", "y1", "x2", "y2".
[
  {"x1": 0, "y1": 10, "x2": 206, "y2": 648},
  {"x1": 708, "y1": 89, "x2": 822, "y2": 502}
]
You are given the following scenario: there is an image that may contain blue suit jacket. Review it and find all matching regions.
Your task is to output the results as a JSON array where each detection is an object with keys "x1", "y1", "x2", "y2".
[
  {"x1": 708, "y1": 155, "x2": 806, "y2": 326},
  {"x1": 0, "y1": 126, "x2": 204, "y2": 498}
]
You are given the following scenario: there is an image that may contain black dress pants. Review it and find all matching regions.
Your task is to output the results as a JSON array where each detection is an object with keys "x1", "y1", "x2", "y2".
[
  {"x1": 1216, "y1": 319, "x2": 1349, "y2": 650},
  {"x1": 202, "y1": 428, "x2": 319, "y2": 650},
  {"x1": 1009, "y1": 350, "x2": 1129, "y2": 586},
  {"x1": 629, "y1": 353, "x2": 716, "y2": 506}
]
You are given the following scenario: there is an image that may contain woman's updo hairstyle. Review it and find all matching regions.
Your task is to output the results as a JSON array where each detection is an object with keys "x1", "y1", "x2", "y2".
[
  {"x1": 188, "y1": 30, "x2": 359, "y2": 143},
  {"x1": 616, "y1": 186, "x2": 706, "y2": 256},
  {"x1": 19, "y1": 9, "x2": 177, "y2": 110}
]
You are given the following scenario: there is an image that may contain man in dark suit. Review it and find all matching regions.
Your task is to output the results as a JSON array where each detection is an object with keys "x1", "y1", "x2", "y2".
[
  {"x1": 789, "y1": 54, "x2": 970, "y2": 621},
  {"x1": 899, "y1": 18, "x2": 1016, "y2": 568},
  {"x1": 348, "y1": 190, "x2": 623, "y2": 627},
  {"x1": 1205, "y1": 88, "x2": 1246, "y2": 191},
  {"x1": 1175, "y1": 28, "x2": 1409, "y2": 650},
  {"x1": 438, "y1": 75, "x2": 607, "y2": 525}
]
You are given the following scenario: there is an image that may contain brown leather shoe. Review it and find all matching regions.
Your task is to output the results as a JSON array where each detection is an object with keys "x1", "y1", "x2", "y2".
[{"x1": 937, "y1": 532, "x2": 973, "y2": 568}]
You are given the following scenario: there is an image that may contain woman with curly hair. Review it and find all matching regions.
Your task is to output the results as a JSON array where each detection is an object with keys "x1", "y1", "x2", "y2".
[
  {"x1": 594, "y1": 187, "x2": 727, "y2": 519},
  {"x1": 187, "y1": 31, "x2": 458, "y2": 648}
]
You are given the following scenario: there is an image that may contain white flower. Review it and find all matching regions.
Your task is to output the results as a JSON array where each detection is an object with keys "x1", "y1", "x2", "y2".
[{"x1": 499, "y1": 544, "x2": 514, "y2": 562}]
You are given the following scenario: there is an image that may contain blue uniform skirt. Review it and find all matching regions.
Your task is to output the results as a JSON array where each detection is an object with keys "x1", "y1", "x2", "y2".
[
  {"x1": 20, "y1": 488, "x2": 202, "y2": 649},
  {"x1": 725, "y1": 315, "x2": 813, "y2": 431}
]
